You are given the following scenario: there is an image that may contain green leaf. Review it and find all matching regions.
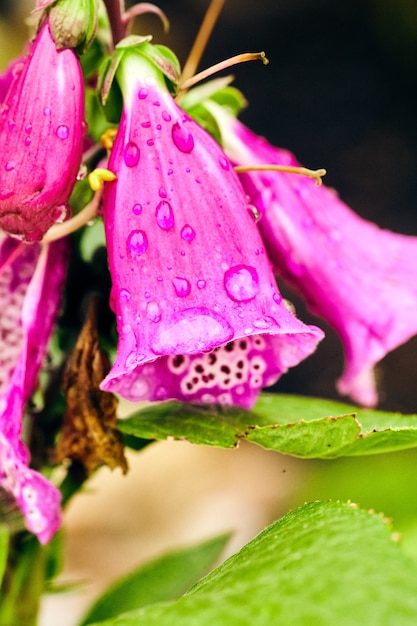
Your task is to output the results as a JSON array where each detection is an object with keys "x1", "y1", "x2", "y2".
[
  {"x1": 87, "y1": 501, "x2": 417, "y2": 626},
  {"x1": 118, "y1": 393, "x2": 417, "y2": 458},
  {"x1": 0, "y1": 525, "x2": 9, "y2": 585},
  {"x1": 79, "y1": 533, "x2": 231, "y2": 625},
  {"x1": 183, "y1": 104, "x2": 222, "y2": 145}
]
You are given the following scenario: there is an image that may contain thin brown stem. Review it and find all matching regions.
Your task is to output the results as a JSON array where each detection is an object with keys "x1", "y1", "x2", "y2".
[
  {"x1": 179, "y1": 51, "x2": 268, "y2": 95},
  {"x1": 181, "y1": 0, "x2": 227, "y2": 83},
  {"x1": 42, "y1": 191, "x2": 103, "y2": 244}
]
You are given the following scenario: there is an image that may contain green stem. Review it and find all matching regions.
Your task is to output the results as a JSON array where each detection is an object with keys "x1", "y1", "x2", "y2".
[{"x1": 0, "y1": 535, "x2": 45, "y2": 626}]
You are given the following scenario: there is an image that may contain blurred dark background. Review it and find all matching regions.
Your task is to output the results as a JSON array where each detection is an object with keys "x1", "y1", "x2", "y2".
[{"x1": 1, "y1": 0, "x2": 417, "y2": 412}]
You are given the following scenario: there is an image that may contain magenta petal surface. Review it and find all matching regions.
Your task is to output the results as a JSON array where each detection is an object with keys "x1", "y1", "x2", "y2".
[
  {"x1": 0, "y1": 21, "x2": 84, "y2": 242},
  {"x1": 0, "y1": 235, "x2": 68, "y2": 542},
  {"x1": 223, "y1": 117, "x2": 417, "y2": 406},
  {"x1": 101, "y1": 57, "x2": 323, "y2": 407}
]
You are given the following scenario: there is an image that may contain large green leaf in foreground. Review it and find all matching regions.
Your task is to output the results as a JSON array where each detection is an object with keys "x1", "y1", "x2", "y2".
[
  {"x1": 118, "y1": 393, "x2": 417, "y2": 458},
  {"x1": 89, "y1": 501, "x2": 417, "y2": 626}
]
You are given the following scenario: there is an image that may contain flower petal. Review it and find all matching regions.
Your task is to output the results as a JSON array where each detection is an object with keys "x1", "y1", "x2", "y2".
[
  {"x1": 221, "y1": 116, "x2": 417, "y2": 406},
  {"x1": 0, "y1": 235, "x2": 69, "y2": 542},
  {"x1": 101, "y1": 54, "x2": 323, "y2": 407},
  {"x1": 0, "y1": 20, "x2": 84, "y2": 241}
]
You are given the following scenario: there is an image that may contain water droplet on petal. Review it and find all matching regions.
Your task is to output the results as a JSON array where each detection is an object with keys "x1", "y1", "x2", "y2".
[
  {"x1": 146, "y1": 301, "x2": 162, "y2": 322},
  {"x1": 124, "y1": 141, "x2": 140, "y2": 167},
  {"x1": 197, "y1": 279, "x2": 206, "y2": 289},
  {"x1": 224, "y1": 265, "x2": 259, "y2": 302},
  {"x1": 122, "y1": 323, "x2": 132, "y2": 334},
  {"x1": 180, "y1": 224, "x2": 196, "y2": 242},
  {"x1": 119, "y1": 288, "x2": 131, "y2": 302},
  {"x1": 172, "y1": 121, "x2": 194, "y2": 153},
  {"x1": 162, "y1": 111, "x2": 171, "y2": 122},
  {"x1": 273, "y1": 292, "x2": 282, "y2": 305},
  {"x1": 172, "y1": 277, "x2": 191, "y2": 297},
  {"x1": 127, "y1": 230, "x2": 148, "y2": 256},
  {"x1": 253, "y1": 317, "x2": 274, "y2": 329},
  {"x1": 138, "y1": 87, "x2": 148, "y2": 99},
  {"x1": 247, "y1": 204, "x2": 261, "y2": 222},
  {"x1": 141, "y1": 121, "x2": 151, "y2": 128},
  {"x1": 219, "y1": 156, "x2": 230, "y2": 170},
  {"x1": 43, "y1": 107, "x2": 51, "y2": 116},
  {"x1": 25, "y1": 123, "x2": 32, "y2": 134},
  {"x1": 158, "y1": 187, "x2": 167, "y2": 198},
  {"x1": 147, "y1": 139, "x2": 154, "y2": 146},
  {"x1": 151, "y1": 307, "x2": 234, "y2": 354},
  {"x1": 56, "y1": 124, "x2": 69, "y2": 139},
  {"x1": 156, "y1": 200, "x2": 174, "y2": 230},
  {"x1": 132, "y1": 203, "x2": 142, "y2": 215},
  {"x1": 24, "y1": 136, "x2": 31, "y2": 146},
  {"x1": 8, "y1": 120, "x2": 15, "y2": 130},
  {"x1": 4, "y1": 161, "x2": 14, "y2": 171}
]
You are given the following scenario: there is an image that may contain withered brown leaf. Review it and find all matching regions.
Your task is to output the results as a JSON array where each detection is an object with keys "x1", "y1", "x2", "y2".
[{"x1": 55, "y1": 298, "x2": 128, "y2": 475}]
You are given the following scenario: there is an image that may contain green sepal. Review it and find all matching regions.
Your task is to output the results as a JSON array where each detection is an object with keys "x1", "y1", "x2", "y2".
[
  {"x1": 180, "y1": 78, "x2": 247, "y2": 118},
  {"x1": 184, "y1": 103, "x2": 222, "y2": 146},
  {"x1": 48, "y1": 0, "x2": 98, "y2": 51},
  {"x1": 114, "y1": 38, "x2": 181, "y2": 90}
]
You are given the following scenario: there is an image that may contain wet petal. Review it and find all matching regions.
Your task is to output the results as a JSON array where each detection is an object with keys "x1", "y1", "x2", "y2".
[
  {"x1": 0, "y1": 20, "x2": 84, "y2": 241},
  {"x1": 101, "y1": 53, "x2": 323, "y2": 407}
]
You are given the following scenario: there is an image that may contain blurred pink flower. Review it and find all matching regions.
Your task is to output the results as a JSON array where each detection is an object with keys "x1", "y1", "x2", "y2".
[
  {"x1": 0, "y1": 235, "x2": 68, "y2": 543},
  {"x1": 220, "y1": 115, "x2": 417, "y2": 406}
]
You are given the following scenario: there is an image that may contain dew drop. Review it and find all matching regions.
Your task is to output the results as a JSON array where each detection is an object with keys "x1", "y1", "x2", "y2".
[
  {"x1": 127, "y1": 230, "x2": 148, "y2": 256},
  {"x1": 219, "y1": 156, "x2": 230, "y2": 170},
  {"x1": 167, "y1": 168, "x2": 173, "y2": 176},
  {"x1": 162, "y1": 111, "x2": 171, "y2": 122},
  {"x1": 158, "y1": 187, "x2": 167, "y2": 199},
  {"x1": 172, "y1": 121, "x2": 194, "y2": 153},
  {"x1": 119, "y1": 288, "x2": 131, "y2": 302},
  {"x1": 141, "y1": 121, "x2": 151, "y2": 128},
  {"x1": 4, "y1": 161, "x2": 14, "y2": 172},
  {"x1": 146, "y1": 301, "x2": 162, "y2": 322},
  {"x1": 197, "y1": 279, "x2": 206, "y2": 289},
  {"x1": 124, "y1": 141, "x2": 140, "y2": 167},
  {"x1": 138, "y1": 87, "x2": 148, "y2": 99},
  {"x1": 253, "y1": 317, "x2": 273, "y2": 329},
  {"x1": 247, "y1": 204, "x2": 261, "y2": 222},
  {"x1": 153, "y1": 100, "x2": 160, "y2": 107},
  {"x1": 24, "y1": 136, "x2": 31, "y2": 146},
  {"x1": 43, "y1": 107, "x2": 51, "y2": 116},
  {"x1": 132, "y1": 203, "x2": 142, "y2": 215},
  {"x1": 56, "y1": 124, "x2": 69, "y2": 139},
  {"x1": 180, "y1": 224, "x2": 196, "y2": 242},
  {"x1": 155, "y1": 200, "x2": 174, "y2": 230},
  {"x1": 172, "y1": 277, "x2": 191, "y2": 297},
  {"x1": 224, "y1": 265, "x2": 259, "y2": 302},
  {"x1": 122, "y1": 323, "x2": 132, "y2": 334},
  {"x1": 146, "y1": 139, "x2": 154, "y2": 146},
  {"x1": 273, "y1": 292, "x2": 282, "y2": 305},
  {"x1": 7, "y1": 120, "x2": 15, "y2": 130}
]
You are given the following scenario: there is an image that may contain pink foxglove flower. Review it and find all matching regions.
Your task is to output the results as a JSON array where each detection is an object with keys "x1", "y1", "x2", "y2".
[
  {"x1": 0, "y1": 20, "x2": 84, "y2": 242},
  {"x1": 101, "y1": 53, "x2": 324, "y2": 408},
  {"x1": 219, "y1": 114, "x2": 417, "y2": 406},
  {"x1": 0, "y1": 235, "x2": 68, "y2": 543}
]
